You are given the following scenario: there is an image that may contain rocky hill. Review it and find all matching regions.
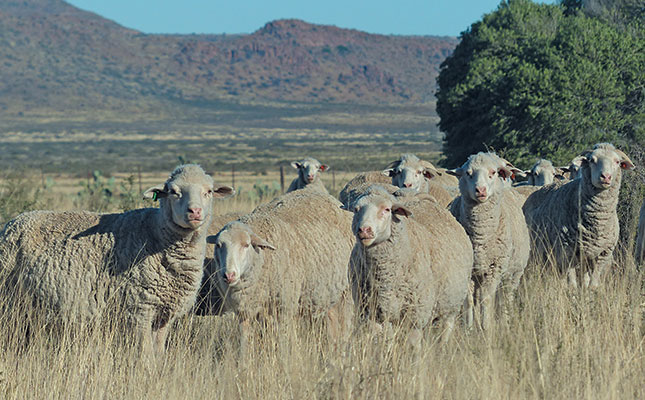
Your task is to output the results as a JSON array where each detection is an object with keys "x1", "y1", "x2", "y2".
[{"x1": 0, "y1": 0, "x2": 458, "y2": 116}]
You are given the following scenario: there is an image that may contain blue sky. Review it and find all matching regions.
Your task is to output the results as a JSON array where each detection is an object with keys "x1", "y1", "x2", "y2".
[{"x1": 66, "y1": 0, "x2": 559, "y2": 37}]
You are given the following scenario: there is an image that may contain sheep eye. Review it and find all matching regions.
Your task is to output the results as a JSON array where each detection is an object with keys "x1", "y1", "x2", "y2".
[
  {"x1": 242, "y1": 243, "x2": 250, "y2": 248},
  {"x1": 384, "y1": 207, "x2": 391, "y2": 213}
]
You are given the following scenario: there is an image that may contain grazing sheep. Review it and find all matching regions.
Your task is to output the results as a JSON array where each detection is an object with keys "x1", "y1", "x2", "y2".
[
  {"x1": 523, "y1": 143, "x2": 635, "y2": 287},
  {"x1": 522, "y1": 159, "x2": 565, "y2": 186},
  {"x1": 339, "y1": 154, "x2": 455, "y2": 208},
  {"x1": 0, "y1": 165, "x2": 234, "y2": 352},
  {"x1": 194, "y1": 211, "x2": 245, "y2": 316},
  {"x1": 348, "y1": 186, "x2": 472, "y2": 344},
  {"x1": 558, "y1": 155, "x2": 586, "y2": 180},
  {"x1": 339, "y1": 171, "x2": 392, "y2": 208},
  {"x1": 203, "y1": 190, "x2": 355, "y2": 352},
  {"x1": 635, "y1": 200, "x2": 645, "y2": 266},
  {"x1": 286, "y1": 157, "x2": 329, "y2": 193},
  {"x1": 448, "y1": 152, "x2": 530, "y2": 331}
]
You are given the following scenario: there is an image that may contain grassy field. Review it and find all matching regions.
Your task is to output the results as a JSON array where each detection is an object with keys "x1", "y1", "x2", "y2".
[
  {"x1": 0, "y1": 105, "x2": 643, "y2": 399},
  {"x1": 0, "y1": 167, "x2": 643, "y2": 399},
  {"x1": 0, "y1": 101, "x2": 443, "y2": 174}
]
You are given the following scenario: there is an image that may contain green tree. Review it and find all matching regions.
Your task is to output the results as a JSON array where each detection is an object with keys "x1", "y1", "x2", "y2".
[{"x1": 436, "y1": 0, "x2": 644, "y2": 167}]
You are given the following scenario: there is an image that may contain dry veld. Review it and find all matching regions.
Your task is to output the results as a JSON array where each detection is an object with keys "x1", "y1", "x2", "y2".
[{"x1": 0, "y1": 135, "x2": 644, "y2": 399}]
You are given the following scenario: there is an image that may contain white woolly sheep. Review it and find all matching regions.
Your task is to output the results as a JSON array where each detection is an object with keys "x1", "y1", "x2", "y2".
[
  {"x1": 203, "y1": 190, "x2": 355, "y2": 353},
  {"x1": 523, "y1": 143, "x2": 635, "y2": 287},
  {"x1": 0, "y1": 165, "x2": 234, "y2": 352},
  {"x1": 348, "y1": 185, "x2": 472, "y2": 344},
  {"x1": 286, "y1": 157, "x2": 329, "y2": 193},
  {"x1": 194, "y1": 211, "x2": 245, "y2": 316},
  {"x1": 339, "y1": 155, "x2": 455, "y2": 208},
  {"x1": 523, "y1": 159, "x2": 565, "y2": 186},
  {"x1": 558, "y1": 155, "x2": 586, "y2": 180},
  {"x1": 448, "y1": 152, "x2": 530, "y2": 331}
]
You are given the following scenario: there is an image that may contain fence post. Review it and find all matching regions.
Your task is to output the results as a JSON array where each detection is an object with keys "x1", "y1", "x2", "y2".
[
  {"x1": 280, "y1": 166, "x2": 285, "y2": 194},
  {"x1": 137, "y1": 165, "x2": 142, "y2": 194},
  {"x1": 232, "y1": 165, "x2": 236, "y2": 189},
  {"x1": 332, "y1": 170, "x2": 336, "y2": 191}
]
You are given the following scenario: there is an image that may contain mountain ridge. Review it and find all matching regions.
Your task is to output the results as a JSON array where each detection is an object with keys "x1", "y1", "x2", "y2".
[{"x1": 0, "y1": 0, "x2": 458, "y2": 116}]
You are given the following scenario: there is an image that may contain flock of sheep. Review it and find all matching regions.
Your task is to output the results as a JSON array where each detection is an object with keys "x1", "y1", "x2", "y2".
[{"x1": 0, "y1": 142, "x2": 638, "y2": 353}]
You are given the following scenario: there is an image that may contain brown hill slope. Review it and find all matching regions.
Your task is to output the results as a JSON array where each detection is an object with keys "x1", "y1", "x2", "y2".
[{"x1": 0, "y1": 0, "x2": 458, "y2": 116}]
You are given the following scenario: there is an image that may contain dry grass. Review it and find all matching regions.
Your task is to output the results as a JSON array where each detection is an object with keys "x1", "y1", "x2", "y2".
[
  {"x1": 0, "y1": 259, "x2": 643, "y2": 399},
  {"x1": 0, "y1": 170, "x2": 644, "y2": 399}
]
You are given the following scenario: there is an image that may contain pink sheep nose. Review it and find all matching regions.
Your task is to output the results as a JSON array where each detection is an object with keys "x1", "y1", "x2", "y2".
[
  {"x1": 358, "y1": 226, "x2": 373, "y2": 238},
  {"x1": 404, "y1": 183, "x2": 412, "y2": 188},
  {"x1": 225, "y1": 271, "x2": 236, "y2": 283},
  {"x1": 188, "y1": 207, "x2": 202, "y2": 219},
  {"x1": 307, "y1": 174, "x2": 315, "y2": 181},
  {"x1": 600, "y1": 173, "x2": 612, "y2": 183}
]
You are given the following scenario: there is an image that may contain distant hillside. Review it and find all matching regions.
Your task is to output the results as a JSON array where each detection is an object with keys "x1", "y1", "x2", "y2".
[{"x1": 0, "y1": 0, "x2": 458, "y2": 116}]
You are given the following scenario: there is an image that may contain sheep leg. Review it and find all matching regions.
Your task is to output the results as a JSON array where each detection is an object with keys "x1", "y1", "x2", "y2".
[
  {"x1": 326, "y1": 290, "x2": 353, "y2": 350},
  {"x1": 474, "y1": 272, "x2": 501, "y2": 331},
  {"x1": 438, "y1": 313, "x2": 457, "y2": 343},
  {"x1": 566, "y1": 267, "x2": 579, "y2": 288},
  {"x1": 589, "y1": 254, "x2": 612, "y2": 288},
  {"x1": 462, "y1": 279, "x2": 475, "y2": 330},
  {"x1": 152, "y1": 325, "x2": 169, "y2": 354}
]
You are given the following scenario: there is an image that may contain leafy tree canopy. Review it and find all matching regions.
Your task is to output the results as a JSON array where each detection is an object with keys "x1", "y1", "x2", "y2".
[{"x1": 436, "y1": 0, "x2": 644, "y2": 168}]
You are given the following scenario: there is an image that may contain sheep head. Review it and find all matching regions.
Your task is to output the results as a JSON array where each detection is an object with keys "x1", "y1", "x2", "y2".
[
  {"x1": 348, "y1": 186, "x2": 412, "y2": 247},
  {"x1": 448, "y1": 152, "x2": 512, "y2": 204},
  {"x1": 206, "y1": 222, "x2": 275, "y2": 287},
  {"x1": 580, "y1": 143, "x2": 635, "y2": 190},
  {"x1": 144, "y1": 164, "x2": 234, "y2": 230},
  {"x1": 291, "y1": 157, "x2": 329, "y2": 184},
  {"x1": 381, "y1": 153, "x2": 441, "y2": 192}
]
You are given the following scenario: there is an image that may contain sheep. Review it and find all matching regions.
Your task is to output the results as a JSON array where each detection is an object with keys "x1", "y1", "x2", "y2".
[
  {"x1": 339, "y1": 154, "x2": 455, "y2": 208},
  {"x1": 522, "y1": 159, "x2": 565, "y2": 186},
  {"x1": 523, "y1": 143, "x2": 635, "y2": 287},
  {"x1": 558, "y1": 155, "x2": 586, "y2": 180},
  {"x1": 286, "y1": 157, "x2": 329, "y2": 193},
  {"x1": 348, "y1": 185, "x2": 472, "y2": 344},
  {"x1": 194, "y1": 211, "x2": 245, "y2": 316},
  {"x1": 447, "y1": 152, "x2": 530, "y2": 331},
  {"x1": 635, "y1": 200, "x2": 645, "y2": 266},
  {"x1": 339, "y1": 171, "x2": 391, "y2": 208},
  {"x1": 0, "y1": 164, "x2": 234, "y2": 352},
  {"x1": 203, "y1": 190, "x2": 355, "y2": 353}
]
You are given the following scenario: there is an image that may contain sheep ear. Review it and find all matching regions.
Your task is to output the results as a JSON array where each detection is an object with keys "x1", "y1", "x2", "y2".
[
  {"x1": 250, "y1": 233, "x2": 276, "y2": 251},
  {"x1": 510, "y1": 168, "x2": 526, "y2": 179},
  {"x1": 524, "y1": 170, "x2": 533, "y2": 177},
  {"x1": 422, "y1": 167, "x2": 441, "y2": 180},
  {"x1": 213, "y1": 185, "x2": 235, "y2": 198},
  {"x1": 291, "y1": 161, "x2": 301, "y2": 170},
  {"x1": 206, "y1": 235, "x2": 218, "y2": 244},
  {"x1": 319, "y1": 164, "x2": 330, "y2": 172},
  {"x1": 382, "y1": 168, "x2": 395, "y2": 177},
  {"x1": 445, "y1": 168, "x2": 462, "y2": 177},
  {"x1": 497, "y1": 166, "x2": 513, "y2": 180},
  {"x1": 392, "y1": 204, "x2": 412, "y2": 221},
  {"x1": 615, "y1": 150, "x2": 635, "y2": 170},
  {"x1": 143, "y1": 184, "x2": 167, "y2": 201}
]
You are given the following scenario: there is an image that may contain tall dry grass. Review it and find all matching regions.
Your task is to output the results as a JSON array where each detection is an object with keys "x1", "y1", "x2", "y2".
[
  {"x1": 0, "y1": 258, "x2": 642, "y2": 399},
  {"x1": 0, "y1": 170, "x2": 643, "y2": 399}
]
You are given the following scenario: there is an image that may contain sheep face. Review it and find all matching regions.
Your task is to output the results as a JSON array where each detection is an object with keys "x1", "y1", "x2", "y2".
[
  {"x1": 527, "y1": 159, "x2": 558, "y2": 186},
  {"x1": 382, "y1": 154, "x2": 439, "y2": 192},
  {"x1": 582, "y1": 144, "x2": 635, "y2": 190},
  {"x1": 450, "y1": 153, "x2": 512, "y2": 203},
  {"x1": 208, "y1": 222, "x2": 275, "y2": 287},
  {"x1": 144, "y1": 164, "x2": 234, "y2": 230},
  {"x1": 291, "y1": 157, "x2": 329, "y2": 184},
  {"x1": 350, "y1": 193, "x2": 411, "y2": 247}
]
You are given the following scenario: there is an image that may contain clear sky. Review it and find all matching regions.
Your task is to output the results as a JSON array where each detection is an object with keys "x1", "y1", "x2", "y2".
[{"x1": 66, "y1": 0, "x2": 559, "y2": 37}]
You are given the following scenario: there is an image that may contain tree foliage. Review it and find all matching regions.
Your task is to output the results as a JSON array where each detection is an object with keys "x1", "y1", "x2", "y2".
[{"x1": 436, "y1": 0, "x2": 644, "y2": 167}]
